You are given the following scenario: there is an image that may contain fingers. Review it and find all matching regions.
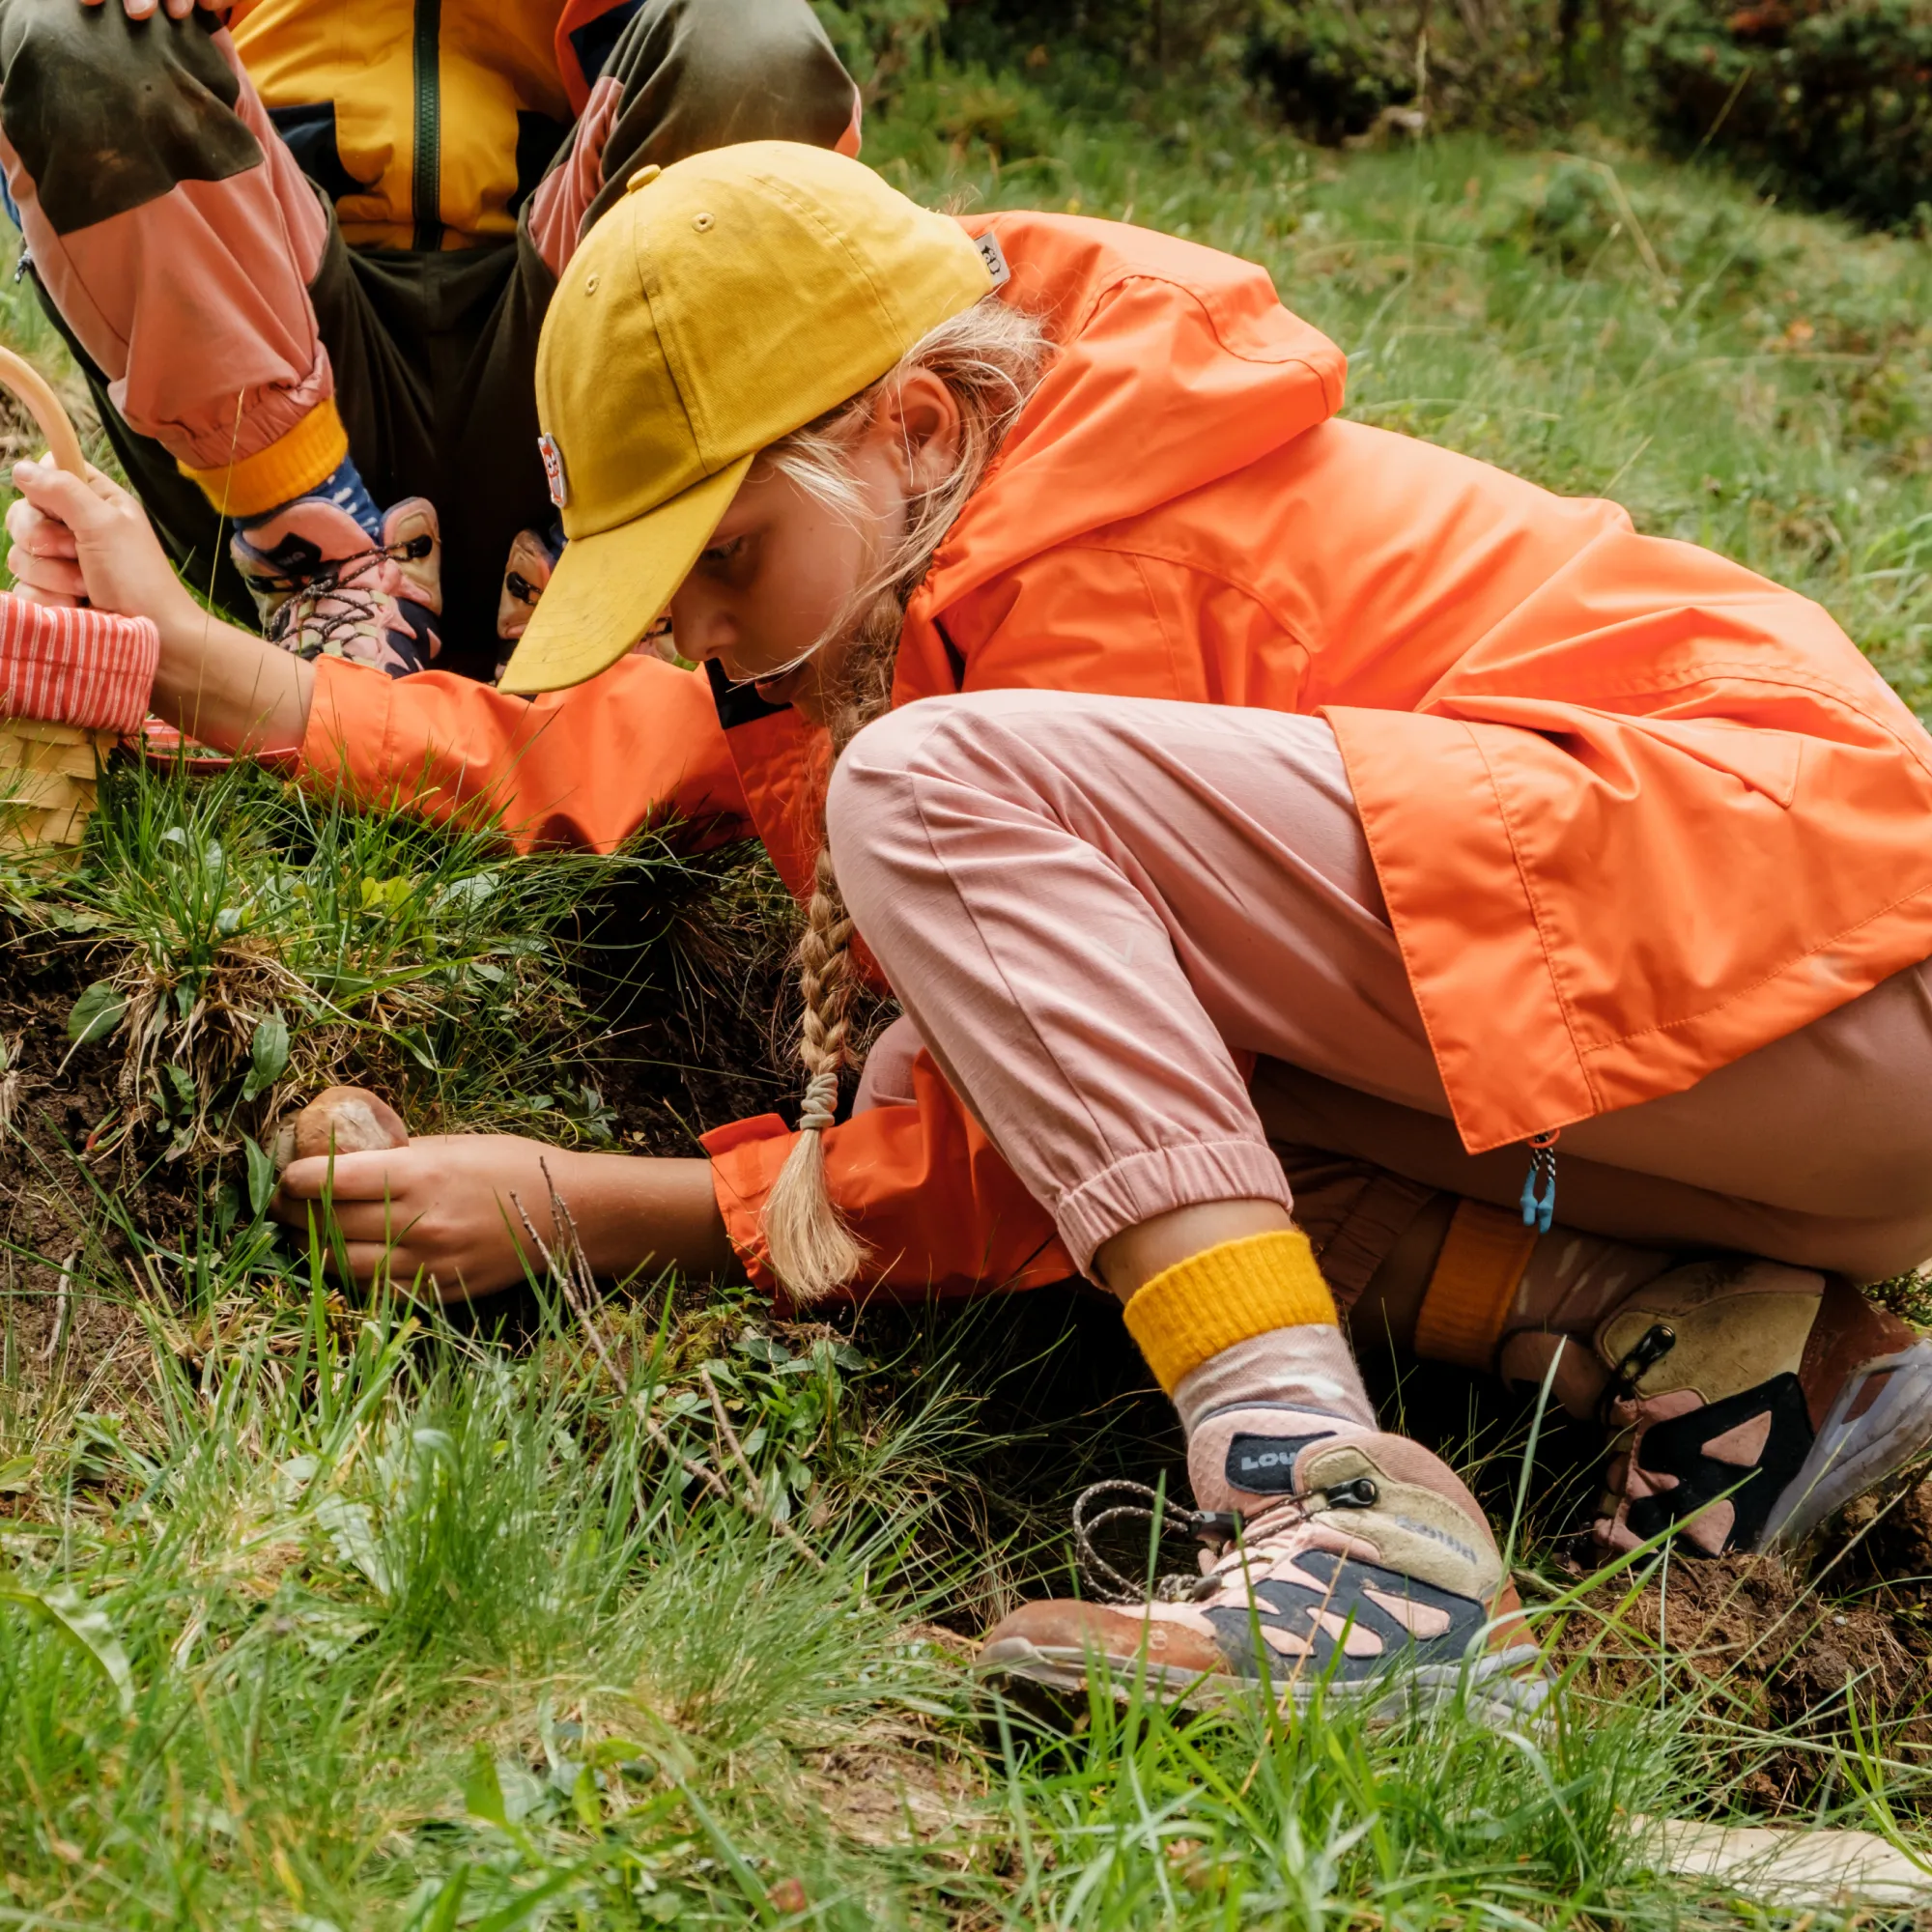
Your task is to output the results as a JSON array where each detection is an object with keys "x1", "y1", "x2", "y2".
[
  {"x1": 335, "y1": 1245, "x2": 476, "y2": 1304},
  {"x1": 5, "y1": 544, "x2": 87, "y2": 602},
  {"x1": 5, "y1": 469, "x2": 85, "y2": 600},
  {"x1": 5, "y1": 494, "x2": 78, "y2": 559},
  {"x1": 10, "y1": 458, "x2": 111, "y2": 538},
  {"x1": 274, "y1": 1149, "x2": 422, "y2": 1203},
  {"x1": 294, "y1": 1200, "x2": 427, "y2": 1247}
]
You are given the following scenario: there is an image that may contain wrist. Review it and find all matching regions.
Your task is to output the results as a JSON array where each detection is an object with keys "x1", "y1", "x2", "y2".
[
  {"x1": 153, "y1": 587, "x2": 232, "y2": 659},
  {"x1": 545, "y1": 1149, "x2": 732, "y2": 1281}
]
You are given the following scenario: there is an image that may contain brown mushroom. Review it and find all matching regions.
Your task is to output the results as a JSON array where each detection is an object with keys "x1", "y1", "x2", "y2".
[{"x1": 270, "y1": 1085, "x2": 409, "y2": 1171}]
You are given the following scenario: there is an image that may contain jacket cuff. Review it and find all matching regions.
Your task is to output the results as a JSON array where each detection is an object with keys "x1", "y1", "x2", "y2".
[
  {"x1": 180, "y1": 398, "x2": 349, "y2": 518},
  {"x1": 701, "y1": 1114, "x2": 791, "y2": 1293},
  {"x1": 299, "y1": 654, "x2": 394, "y2": 792}
]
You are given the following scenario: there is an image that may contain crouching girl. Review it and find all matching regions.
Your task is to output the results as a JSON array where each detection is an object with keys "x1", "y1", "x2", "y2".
[{"x1": 14, "y1": 144, "x2": 1932, "y2": 1719}]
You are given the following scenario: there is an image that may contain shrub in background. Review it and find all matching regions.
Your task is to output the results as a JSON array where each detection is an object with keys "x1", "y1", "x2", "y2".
[
  {"x1": 838, "y1": 0, "x2": 1931, "y2": 231},
  {"x1": 1243, "y1": 0, "x2": 1574, "y2": 143},
  {"x1": 810, "y1": 0, "x2": 950, "y2": 102},
  {"x1": 1640, "y1": 0, "x2": 1932, "y2": 230}
]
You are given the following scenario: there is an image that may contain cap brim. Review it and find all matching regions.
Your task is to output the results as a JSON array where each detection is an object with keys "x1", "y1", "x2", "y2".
[{"x1": 497, "y1": 451, "x2": 754, "y2": 695}]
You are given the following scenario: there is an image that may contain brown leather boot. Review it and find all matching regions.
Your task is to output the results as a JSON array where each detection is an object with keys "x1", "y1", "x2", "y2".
[{"x1": 977, "y1": 1408, "x2": 1548, "y2": 1725}]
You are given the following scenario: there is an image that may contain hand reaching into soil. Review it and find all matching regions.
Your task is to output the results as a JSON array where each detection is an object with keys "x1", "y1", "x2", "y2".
[
  {"x1": 271, "y1": 1135, "x2": 735, "y2": 1302},
  {"x1": 7, "y1": 457, "x2": 316, "y2": 754}
]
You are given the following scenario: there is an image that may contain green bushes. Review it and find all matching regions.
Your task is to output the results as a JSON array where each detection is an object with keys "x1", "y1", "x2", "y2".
[
  {"x1": 1243, "y1": 0, "x2": 1574, "y2": 143},
  {"x1": 838, "y1": 0, "x2": 1932, "y2": 234},
  {"x1": 1641, "y1": 0, "x2": 1932, "y2": 230}
]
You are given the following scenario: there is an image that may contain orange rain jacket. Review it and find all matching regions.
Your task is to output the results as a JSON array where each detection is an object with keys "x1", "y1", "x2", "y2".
[{"x1": 299, "y1": 211, "x2": 1932, "y2": 1301}]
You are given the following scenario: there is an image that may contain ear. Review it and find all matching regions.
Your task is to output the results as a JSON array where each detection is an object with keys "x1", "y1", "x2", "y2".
[{"x1": 869, "y1": 367, "x2": 962, "y2": 491}]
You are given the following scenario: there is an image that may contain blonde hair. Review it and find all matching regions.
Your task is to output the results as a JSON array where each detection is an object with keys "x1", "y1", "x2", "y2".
[{"x1": 759, "y1": 292, "x2": 1054, "y2": 1303}]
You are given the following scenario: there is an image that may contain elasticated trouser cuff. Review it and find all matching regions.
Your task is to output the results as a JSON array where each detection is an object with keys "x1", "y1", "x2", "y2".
[
  {"x1": 180, "y1": 397, "x2": 350, "y2": 518},
  {"x1": 1413, "y1": 1199, "x2": 1538, "y2": 1372}
]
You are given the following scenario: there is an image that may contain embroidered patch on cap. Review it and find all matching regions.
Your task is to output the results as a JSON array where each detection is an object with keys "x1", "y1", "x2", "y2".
[
  {"x1": 538, "y1": 433, "x2": 569, "y2": 508},
  {"x1": 975, "y1": 230, "x2": 1011, "y2": 290}
]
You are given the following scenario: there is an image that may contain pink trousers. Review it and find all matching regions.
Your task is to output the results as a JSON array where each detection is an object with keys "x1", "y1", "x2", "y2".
[{"x1": 832, "y1": 690, "x2": 1932, "y2": 1290}]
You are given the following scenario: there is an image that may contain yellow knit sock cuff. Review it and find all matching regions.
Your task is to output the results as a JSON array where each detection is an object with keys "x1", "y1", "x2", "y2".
[
  {"x1": 1413, "y1": 1198, "x2": 1539, "y2": 1372},
  {"x1": 179, "y1": 398, "x2": 350, "y2": 519},
  {"x1": 1122, "y1": 1229, "x2": 1337, "y2": 1395}
]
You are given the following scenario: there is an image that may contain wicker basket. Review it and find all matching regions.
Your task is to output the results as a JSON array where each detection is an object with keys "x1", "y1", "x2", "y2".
[{"x1": 0, "y1": 716, "x2": 110, "y2": 855}]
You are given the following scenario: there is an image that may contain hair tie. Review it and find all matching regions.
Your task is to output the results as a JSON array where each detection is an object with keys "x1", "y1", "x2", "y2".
[{"x1": 798, "y1": 1067, "x2": 839, "y2": 1134}]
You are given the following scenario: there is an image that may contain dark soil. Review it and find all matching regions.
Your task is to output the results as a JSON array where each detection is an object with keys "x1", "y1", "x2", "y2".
[{"x1": 0, "y1": 917, "x2": 167, "y2": 1373}]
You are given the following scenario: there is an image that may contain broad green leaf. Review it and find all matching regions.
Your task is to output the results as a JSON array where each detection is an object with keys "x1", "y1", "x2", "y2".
[
  {"x1": 411, "y1": 1865, "x2": 468, "y2": 1932},
  {"x1": 0, "y1": 1580, "x2": 133, "y2": 1717},
  {"x1": 242, "y1": 1135, "x2": 276, "y2": 1218},
  {"x1": 313, "y1": 1494, "x2": 391, "y2": 1598},
  {"x1": 243, "y1": 1011, "x2": 289, "y2": 1100},
  {"x1": 65, "y1": 981, "x2": 127, "y2": 1047},
  {"x1": 464, "y1": 1747, "x2": 507, "y2": 1828},
  {"x1": 470, "y1": 1871, "x2": 575, "y2": 1932}
]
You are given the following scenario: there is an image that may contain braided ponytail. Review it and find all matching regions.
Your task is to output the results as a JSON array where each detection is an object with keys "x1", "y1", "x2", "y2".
[
  {"x1": 757, "y1": 293, "x2": 1053, "y2": 1303},
  {"x1": 761, "y1": 842, "x2": 865, "y2": 1300}
]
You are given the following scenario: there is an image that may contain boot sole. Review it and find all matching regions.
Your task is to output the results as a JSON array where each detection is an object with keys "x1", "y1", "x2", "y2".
[
  {"x1": 977, "y1": 1636, "x2": 1550, "y2": 1728},
  {"x1": 1761, "y1": 1339, "x2": 1932, "y2": 1549}
]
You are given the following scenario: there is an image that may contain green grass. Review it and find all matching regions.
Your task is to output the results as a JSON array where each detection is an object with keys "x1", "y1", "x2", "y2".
[{"x1": 3, "y1": 58, "x2": 1932, "y2": 1931}]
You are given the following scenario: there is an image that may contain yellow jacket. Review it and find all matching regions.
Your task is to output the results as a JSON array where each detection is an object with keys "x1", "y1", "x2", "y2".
[{"x1": 230, "y1": 0, "x2": 631, "y2": 251}]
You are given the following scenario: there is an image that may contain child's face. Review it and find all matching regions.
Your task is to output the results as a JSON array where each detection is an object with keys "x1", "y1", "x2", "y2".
[{"x1": 667, "y1": 369, "x2": 961, "y2": 725}]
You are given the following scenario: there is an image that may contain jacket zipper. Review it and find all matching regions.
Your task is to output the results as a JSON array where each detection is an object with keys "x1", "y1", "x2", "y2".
[{"x1": 412, "y1": 0, "x2": 442, "y2": 251}]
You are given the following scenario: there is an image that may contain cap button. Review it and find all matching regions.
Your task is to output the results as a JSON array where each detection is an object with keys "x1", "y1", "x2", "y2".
[{"x1": 625, "y1": 164, "x2": 661, "y2": 194}]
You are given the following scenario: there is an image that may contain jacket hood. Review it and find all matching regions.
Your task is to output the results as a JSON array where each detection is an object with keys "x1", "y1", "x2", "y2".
[{"x1": 906, "y1": 211, "x2": 1347, "y2": 630}]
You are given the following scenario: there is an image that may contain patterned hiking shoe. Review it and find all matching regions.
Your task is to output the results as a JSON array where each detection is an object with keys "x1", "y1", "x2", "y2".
[
  {"x1": 494, "y1": 522, "x2": 564, "y2": 672},
  {"x1": 1588, "y1": 1261, "x2": 1932, "y2": 1555},
  {"x1": 977, "y1": 1412, "x2": 1547, "y2": 1726},
  {"x1": 231, "y1": 494, "x2": 442, "y2": 677}
]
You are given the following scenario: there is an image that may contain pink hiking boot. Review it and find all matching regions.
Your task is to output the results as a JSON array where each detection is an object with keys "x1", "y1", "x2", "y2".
[
  {"x1": 493, "y1": 522, "x2": 564, "y2": 683},
  {"x1": 977, "y1": 1410, "x2": 1547, "y2": 1725},
  {"x1": 231, "y1": 494, "x2": 442, "y2": 677},
  {"x1": 1577, "y1": 1262, "x2": 1932, "y2": 1555}
]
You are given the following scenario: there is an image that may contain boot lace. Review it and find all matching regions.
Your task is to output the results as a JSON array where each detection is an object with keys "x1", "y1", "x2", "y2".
[
  {"x1": 1071, "y1": 1481, "x2": 1319, "y2": 1605},
  {"x1": 1071, "y1": 1476, "x2": 1385, "y2": 1605},
  {"x1": 264, "y1": 532, "x2": 433, "y2": 655}
]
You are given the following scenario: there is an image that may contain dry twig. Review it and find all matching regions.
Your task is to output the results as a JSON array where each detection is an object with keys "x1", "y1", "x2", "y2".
[
  {"x1": 39, "y1": 1248, "x2": 77, "y2": 1364},
  {"x1": 698, "y1": 1363, "x2": 766, "y2": 1502},
  {"x1": 511, "y1": 1167, "x2": 827, "y2": 1572}
]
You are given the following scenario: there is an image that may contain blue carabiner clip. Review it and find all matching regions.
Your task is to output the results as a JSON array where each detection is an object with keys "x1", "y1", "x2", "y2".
[{"x1": 1520, "y1": 1130, "x2": 1559, "y2": 1234}]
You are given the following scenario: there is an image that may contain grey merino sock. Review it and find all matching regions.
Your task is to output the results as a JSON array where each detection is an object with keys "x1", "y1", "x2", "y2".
[{"x1": 1172, "y1": 1323, "x2": 1378, "y2": 1440}]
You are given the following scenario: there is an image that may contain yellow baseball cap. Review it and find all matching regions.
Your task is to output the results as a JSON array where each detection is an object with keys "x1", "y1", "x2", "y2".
[{"x1": 498, "y1": 140, "x2": 1002, "y2": 695}]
